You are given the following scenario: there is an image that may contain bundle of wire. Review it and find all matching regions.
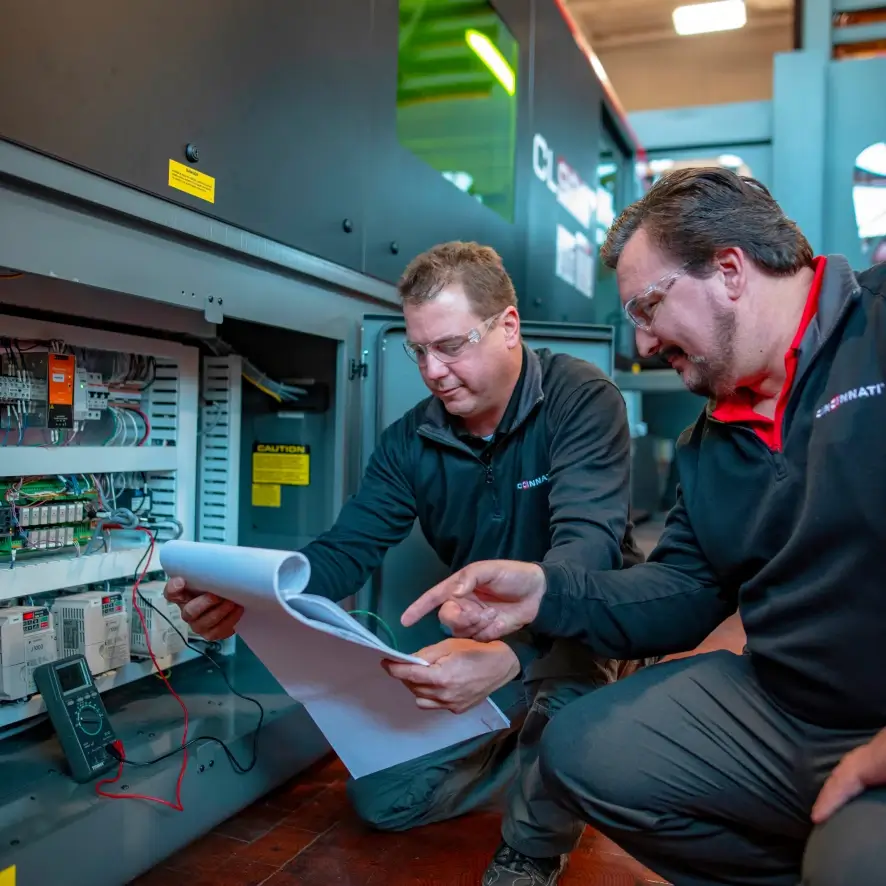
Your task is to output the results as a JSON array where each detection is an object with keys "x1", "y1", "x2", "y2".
[{"x1": 204, "y1": 338, "x2": 307, "y2": 404}]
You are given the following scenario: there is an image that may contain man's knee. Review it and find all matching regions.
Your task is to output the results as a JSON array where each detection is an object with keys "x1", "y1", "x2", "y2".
[
  {"x1": 537, "y1": 685, "x2": 645, "y2": 819},
  {"x1": 346, "y1": 763, "x2": 445, "y2": 832},
  {"x1": 802, "y1": 788, "x2": 886, "y2": 886},
  {"x1": 346, "y1": 774, "x2": 423, "y2": 832}
]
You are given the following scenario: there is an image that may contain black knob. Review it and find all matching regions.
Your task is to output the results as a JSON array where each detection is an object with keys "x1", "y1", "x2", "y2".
[
  {"x1": 342, "y1": 219, "x2": 354, "y2": 233},
  {"x1": 185, "y1": 143, "x2": 200, "y2": 163},
  {"x1": 77, "y1": 705, "x2": 102, "y2": 735},
  {"x1": 390, "y1": 241, "x2": 400, "y2": 254}
]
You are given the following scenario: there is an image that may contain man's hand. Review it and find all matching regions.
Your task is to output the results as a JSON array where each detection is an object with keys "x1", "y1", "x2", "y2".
[
  {"x1": 811, "y1": 728, "x2": 886, "y2": 824},
  {"x1": 163, "y1": 577, "x2": 244, "y2": 642},
  {"x1": 382, "y1": 638, "x2": 520, "y2": 714},
  {"x1": 400, "y1": 560, "x2": 546, "y2": 641}
]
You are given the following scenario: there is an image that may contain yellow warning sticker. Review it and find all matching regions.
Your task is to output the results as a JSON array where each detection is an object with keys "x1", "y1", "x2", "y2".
[
  {"x1": 0, "y1": 865, "x2": 15, "y2": 886},
  {"x1": 252, "y1": 443, "x2": 310, "y2": 487},
  {"x1": 168, "y1": 159, "x2": 216, "y2": 204},
  {"x1": 252, "y1": 483, "x2": 281, "y2": 508}
]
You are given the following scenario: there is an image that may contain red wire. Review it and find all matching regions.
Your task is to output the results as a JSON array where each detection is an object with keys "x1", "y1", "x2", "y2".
[
  {"x1": 94, "y1": 526, "x2": 190, "y2": 811},
  {"x1": 108, "y1": 403, "x2": 151, "y2": 446}
]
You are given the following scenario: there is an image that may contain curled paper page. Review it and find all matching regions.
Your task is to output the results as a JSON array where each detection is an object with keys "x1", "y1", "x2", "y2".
[{"x1": 159, "y1": 540, "x2": 510, "y2": 778}]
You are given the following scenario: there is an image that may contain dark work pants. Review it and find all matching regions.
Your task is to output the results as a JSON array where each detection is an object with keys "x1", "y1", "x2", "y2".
[
  {"x1": 346, "y1": 639, "x2": 617, "y2": 857},
  {"x1": 535, "y1": 651, "x2": 886, "y2": 886}
]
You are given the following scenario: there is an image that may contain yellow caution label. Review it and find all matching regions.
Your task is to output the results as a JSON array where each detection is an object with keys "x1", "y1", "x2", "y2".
[
  {"x1": 168, "y1": 159, "x2": 216, "y2": 204},
  {"x1": 252, "y1": 443, "x2": 310, "y2": 487},
  {"x1": 0, "y1": 865, "x2": 15, "y2": 886},
  {"x1": 252, "y1": 483, "x2": 282, "y2": 508}
]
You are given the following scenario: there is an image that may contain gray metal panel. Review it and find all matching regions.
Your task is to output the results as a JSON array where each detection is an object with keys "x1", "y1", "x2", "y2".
[
  {"x1": 772, "y1": 50, "x2": 829, "y2": 253},
  {"x1": 833, "y1": 0, "x2": 882, "y2": 10},
  {"x1": 0, "y1": 138, "x2": 396, "y2": 307},
  {"x1": 0, "y1": 646, "x2": 329, "y2": 886},
  {"x1": 238, "y1": 411, "x2": 337, "y2": 552},
  {"x1": 356, "y1": 315, "x2": 614, "y2": 653},
  {"x1": 628, "y1": 101, "x2": 773, "y2": 152},
  {"x1": 0, "y1": 177, "x2": 393, "y2": 340},
  {"x1": 800, "y1": 0, "x2": 832, "y2": 50},
  {"x1": 824, "y1": 55, "x2": 886, "y2": 268},
  {"x1": 832, "y1": 22, "x2": 886, "y2": 45}
]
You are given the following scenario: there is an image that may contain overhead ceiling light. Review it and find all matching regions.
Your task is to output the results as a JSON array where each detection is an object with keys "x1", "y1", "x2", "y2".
[
  {"x1": 673, "y1": 0, "x2": 747, "y2": 36},
  {"x1": 465, "y1": 29, "x2": 516, "y2": 96}
]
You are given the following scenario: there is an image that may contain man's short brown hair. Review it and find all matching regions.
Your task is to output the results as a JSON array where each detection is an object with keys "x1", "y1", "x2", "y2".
[
  {"x1": 601, "y1": 167, "x2": 814, "y2": 278},
  {"x1": 397, "y1": 241, "x2": 517, "y2": 318}
]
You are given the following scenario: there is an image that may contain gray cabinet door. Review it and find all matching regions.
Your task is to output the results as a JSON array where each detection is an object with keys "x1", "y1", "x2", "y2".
[{"x1": 356, "y1": 313, "x2": 614, "y2": 653}]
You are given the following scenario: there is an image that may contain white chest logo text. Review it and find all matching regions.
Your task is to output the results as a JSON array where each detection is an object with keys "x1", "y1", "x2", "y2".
[{"x1": 815, "y1": 383, "x2": 885, "y2": 418}]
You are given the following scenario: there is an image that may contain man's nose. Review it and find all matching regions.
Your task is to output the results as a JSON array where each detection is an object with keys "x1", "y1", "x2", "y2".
[
  {"x1": 422, "y1": 353, "x2": 449, "y2": 379},
  {"x1": 635, "y1": 328, "x2": 660, "y2": 359}
]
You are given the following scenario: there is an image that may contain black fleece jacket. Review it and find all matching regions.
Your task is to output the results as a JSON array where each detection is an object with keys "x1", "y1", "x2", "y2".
[
  {"x1": 301, "y1": 343, "x2": 643, "y2": 675},
  {"x1": 536, "y1": 256, "x2": 886, "y2": 729}
]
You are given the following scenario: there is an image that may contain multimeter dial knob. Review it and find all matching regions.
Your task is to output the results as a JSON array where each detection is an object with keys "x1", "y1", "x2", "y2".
[{"x1": 76, "y1": 704, "x2": 103, "y2": 735}]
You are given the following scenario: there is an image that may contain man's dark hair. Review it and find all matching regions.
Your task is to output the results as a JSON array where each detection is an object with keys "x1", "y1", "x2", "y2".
[
  {"x1": 397, "y1": 241, "x2": 517, "y2": 317},
  {"x1": 601, "y1": 167, "x2": 814, "y2": 277}
]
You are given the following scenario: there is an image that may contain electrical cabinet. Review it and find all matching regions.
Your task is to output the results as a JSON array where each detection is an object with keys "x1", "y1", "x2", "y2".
[
  {"x1": 0, "y1": 0, "x2": 628, "y2": 310},
  {"x1": 0, "y1": 0, "x2": 372, "y2": 273}
]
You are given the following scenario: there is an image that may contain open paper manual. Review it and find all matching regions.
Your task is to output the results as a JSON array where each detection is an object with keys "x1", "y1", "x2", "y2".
[{"x1": 158, "y1": 540, "x2": 510, "y2": 778}]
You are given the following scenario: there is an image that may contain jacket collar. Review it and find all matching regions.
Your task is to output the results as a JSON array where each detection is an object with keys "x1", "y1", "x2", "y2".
[
  {"x1": 419, "y1": 342, "x2": 545, "y2": 443},
  {"x1": 704, "y1": 255, "x2": 862, "y2": 419},
  {"x1": 794, "y1": 254, "x2": 862, "y2": 372}
]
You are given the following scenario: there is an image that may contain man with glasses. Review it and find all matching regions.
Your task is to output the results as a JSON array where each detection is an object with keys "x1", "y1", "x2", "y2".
[
  {"x1": 166, "y1": 240, "x2": 648, "y2": 885},
  {"x1": 403, "y1": 170, "x2": 886, "y2": 886}
]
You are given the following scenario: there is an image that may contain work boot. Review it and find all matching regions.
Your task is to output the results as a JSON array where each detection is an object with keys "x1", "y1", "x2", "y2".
[{"x1": 481, "y1": 840, "x2": 567, "y2": 885}]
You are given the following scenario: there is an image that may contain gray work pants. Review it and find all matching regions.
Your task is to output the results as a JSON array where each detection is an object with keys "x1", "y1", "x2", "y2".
[
  {"x1": 346, "y1": 639, "x2": 616, "y2": 857},
  {"x1": 535, "y1": 650, "x2": 886, "y2": 886}
]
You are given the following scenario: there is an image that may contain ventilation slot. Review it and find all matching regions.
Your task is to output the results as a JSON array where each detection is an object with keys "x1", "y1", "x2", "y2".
[{"x1": 198, "y1": 355, "x2": 242, "y2": 545}]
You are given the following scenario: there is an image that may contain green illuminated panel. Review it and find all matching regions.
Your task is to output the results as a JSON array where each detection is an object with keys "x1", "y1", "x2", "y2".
[{"x1": 397, "y1": 0, "x2": 519, "y2": 224}]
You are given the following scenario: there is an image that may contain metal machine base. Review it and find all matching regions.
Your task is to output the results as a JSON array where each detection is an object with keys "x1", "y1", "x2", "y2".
[{"x1": 0, "y1": 644, "x2": 330, "y2": 885}]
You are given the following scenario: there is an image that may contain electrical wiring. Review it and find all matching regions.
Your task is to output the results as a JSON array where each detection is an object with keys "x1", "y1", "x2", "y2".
[
  {"x1": 97, "y1": 537, "x2": 264, "y2": 796},
  {"x1": 203, "y1": 337, "x2": 308, "y2": 404},
  {"x1": 93, "y1": 526, "x2": 192, "y2": 811},
  {"x1": 1, "y1": 337, "x2": 156, "y2": 449}
]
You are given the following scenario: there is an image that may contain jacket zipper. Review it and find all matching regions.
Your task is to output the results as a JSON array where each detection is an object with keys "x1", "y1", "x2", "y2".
[{"x1": 417, "y1": 393, "x2": 544, "y2": 522}]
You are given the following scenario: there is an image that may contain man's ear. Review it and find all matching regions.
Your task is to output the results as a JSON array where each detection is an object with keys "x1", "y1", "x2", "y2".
[
  {"x1": 716, "y1": 247, "x2": 747, "y2": 303},
  {"x1": 501, "y1": 306, "x2": 521, "y2": 348}
]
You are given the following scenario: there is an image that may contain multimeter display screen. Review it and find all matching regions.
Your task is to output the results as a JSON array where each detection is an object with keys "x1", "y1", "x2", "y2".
[{"x1": 57, "y1": 660, "x2": 88, "y2": 694}]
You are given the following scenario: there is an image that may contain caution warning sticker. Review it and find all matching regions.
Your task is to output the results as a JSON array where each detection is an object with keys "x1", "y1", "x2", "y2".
[
  {"x1": 252, "y1": 443, "x2": 310, "y2": 487},
  {"x1": 168, "y1": 159, "x2": 216, "y2": 204},
  {"x1": 0, "y1": 865, "x2": 15, "y2": 886},
  {"x1": 252, "y1": 483, "x2": 281, "y2": 508}
]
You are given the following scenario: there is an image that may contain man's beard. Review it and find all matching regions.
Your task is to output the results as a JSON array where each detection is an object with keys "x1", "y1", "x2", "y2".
[{"x1": 663, "y1": 305, "x2": 737, "y2": 400}]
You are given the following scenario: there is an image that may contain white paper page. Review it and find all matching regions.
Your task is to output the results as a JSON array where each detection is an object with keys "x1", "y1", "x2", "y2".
[
  {"x1": 161, "y1": 540, "x2": 388, "y2": 650},
  {"x1": 285, "y1": 595, "x2": 388, "y2": 650},
  {"x1": 159, "y1": 540, "x2": 510, "y2": 778},
  {"x1": 159, "y1": 539, "x2": 307, "y2": 615}
]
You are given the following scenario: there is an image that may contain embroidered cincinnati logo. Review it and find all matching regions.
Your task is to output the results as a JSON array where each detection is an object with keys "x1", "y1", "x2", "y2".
[
  {"x1": 516, "y1": 474, "x2": 549, "y2": 490},
  {"x1": 815, "y1": 383, "x2": 885, "y2": 418}
]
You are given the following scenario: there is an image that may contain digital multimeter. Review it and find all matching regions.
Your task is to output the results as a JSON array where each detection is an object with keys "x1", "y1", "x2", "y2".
[{"x1": 33, "y1": 654, "x2": 119, "y2": 783}]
